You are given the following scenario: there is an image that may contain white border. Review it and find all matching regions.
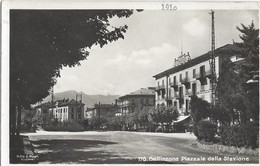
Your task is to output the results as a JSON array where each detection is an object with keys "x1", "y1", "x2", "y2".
[{"x1": 1, "y1": 1, "x2": 260, "y2": 166}]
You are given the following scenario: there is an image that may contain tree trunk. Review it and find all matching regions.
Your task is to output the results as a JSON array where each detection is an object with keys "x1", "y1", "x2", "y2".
[
  {"x1": 16, "y1": 105, "x2": 21, "y2": 136},
  {"x1": 10, "y1": 104, "x2": 17, "y2": 136}
]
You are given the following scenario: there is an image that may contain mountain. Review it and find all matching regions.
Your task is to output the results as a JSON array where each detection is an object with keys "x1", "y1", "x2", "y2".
[{"x1": 42, "y1": 90, "x2": 119, "y2": 108}]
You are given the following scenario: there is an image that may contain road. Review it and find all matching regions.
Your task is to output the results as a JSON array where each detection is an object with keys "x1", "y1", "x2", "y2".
[{"x1": 24, "y1": 131, "x2": 259, "y2": 164}]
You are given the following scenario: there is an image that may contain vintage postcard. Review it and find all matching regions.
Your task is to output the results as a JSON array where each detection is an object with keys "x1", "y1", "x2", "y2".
[{"x1": 1, "y1": 0, "x2": 259, "y2": 165}]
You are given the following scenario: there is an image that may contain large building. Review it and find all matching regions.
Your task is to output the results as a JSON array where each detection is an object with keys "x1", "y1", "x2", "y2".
[
  {"x1": 153, "y1": 44, "x2": 241, "y2": 115},
  {"x1": 117, "y1": 87, "x2": 155, "y2": 115},
  {"x1": 35, "y1": 98, "x2": 85, "y2": 123}
]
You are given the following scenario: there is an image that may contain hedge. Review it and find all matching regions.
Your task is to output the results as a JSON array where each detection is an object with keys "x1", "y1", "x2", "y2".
[
  {"x1": 218, "y1": 122, "x2": 258, "y2": 149},
  {"x1": 45, "y1": 122, "x2": 84, "y2": 132},
  {"x1": 194, "y1": 120, "x2": 217, "y2": 142}
]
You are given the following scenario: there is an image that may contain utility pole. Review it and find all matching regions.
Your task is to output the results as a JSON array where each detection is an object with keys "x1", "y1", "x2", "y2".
[
  {"x1": 210, "y1": 10, "x2": 216, "y2": 106},
  {"x1": 75, "y1": 94, "x2": 83, "y2": 122},
  {"x1": 98, "y1": 102, "x2": 101, "y2": 127},
  {"x1": 75, "y1": 94, "x2": 78, "y2": 122},
  {"x1": 51, "y1": 86, "x2": 54, "y2": 115}
]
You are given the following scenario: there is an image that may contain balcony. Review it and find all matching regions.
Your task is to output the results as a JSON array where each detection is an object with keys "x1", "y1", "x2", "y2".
[
  {"x1": 180, "y1": 77, "x2": 191, "y2": 89},
  {"x1": 195, "y1": 72, "x2": 207, "y2": 85},
  {"x1": 157, "y1": 94, "x2": 166, "y2": 100},
  {"x1": 169, "y1": 81, "x2": 179, "y2": 91},
  {"x1": 205, "y1": 70, "x2": 212, "y2": 78},
  {"x1": 155, "y1": 85, "x2": 166, "y2": 91}
]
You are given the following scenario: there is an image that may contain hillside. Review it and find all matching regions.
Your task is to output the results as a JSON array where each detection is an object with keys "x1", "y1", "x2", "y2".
[{"x1": 43, "y1": 90, "x2": 119, "y2": 108}]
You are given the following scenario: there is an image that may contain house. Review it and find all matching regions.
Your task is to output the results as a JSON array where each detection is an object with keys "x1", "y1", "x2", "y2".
[
  {"x1": 117, "y1": 87, "x2": 155, "y2": 115},
  {"x1": 153, "y1": 44, "x2": 242, "y2": 115},
  {"x1": 35, "y1": 98, "x2": 85, "y2": 123},
  {"x1": 85, "y1": 103, "x2": 118, "y2": 120}
]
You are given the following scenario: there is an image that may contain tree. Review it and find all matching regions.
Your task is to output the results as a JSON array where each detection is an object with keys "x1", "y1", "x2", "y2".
[
  {"x1": 190, "y1": 96, "x2": 211, "y2": 123},
  {"x1": 235, "y1": 21, "x2": 259, "y2": 122},
  {"x1": 10, "y1": 10, "x2": 135, "y2": 136},
  {"x1": 236, "y1": 21, "x2": 259, "y2": 75},
  {"x1": 215, "y1": 60, "x2": 247, "y2": 125},
  {"x1": 151, "y1": 106, "x2": 179, "y2": 132}
]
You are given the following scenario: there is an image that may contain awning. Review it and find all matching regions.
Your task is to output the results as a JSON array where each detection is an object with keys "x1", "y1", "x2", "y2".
[{"x1": 174, "y1": 115, "x2": 190, "y2": 123}]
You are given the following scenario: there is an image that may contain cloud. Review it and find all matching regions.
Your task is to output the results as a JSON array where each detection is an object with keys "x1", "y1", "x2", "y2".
[{"x1": 183, "y1": 18, "x2": 207, "y2": 36}]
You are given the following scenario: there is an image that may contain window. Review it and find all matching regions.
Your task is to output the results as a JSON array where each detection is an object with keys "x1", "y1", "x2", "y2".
[
  {"x1": 192, "y1": 83, "x2": 197, "y2": 96},
  {"x1": 200, "y1": 65, "x2": 205, "y2": 77},
  {"x1": 162, "y1": 80, "x2": 164, "y2": 86},
  {"x1": 78, "y1": 113, "x2": 81, "y2": 119},
  {"x1": 71, "y1": 108, "x2": 74, "y2": 119},
  {"x1": 180, "y1": 74, "x2": 182, "y2": 82},
  {"x1": 179, "y1": 87, "x2": 183, "y2": 98},
  {"x1": 185, "y1": 71, "x2": 188, "y2": 79},
  {"x1": 169, "y1": 77, "x2": 171, "y2": 84},
  {"x1": 174, "y1": 101, "x2": 177, "y2": 107},
  {"x1": 146, "y1": 98, "x2": 149, "y2": 104},
  {"x1": 132, "y1": 99, "x2": 135, "y2": 104},
  {"x1": 201, "y1": 85, "x2": 205, "y2": 91},
  {"x1": 141, "y1": 98, "x2": 144, "y2": 104},
  {"x1": 174, "y1": 76, "x2": 176, "y2": 85},
  {"x1": 193, "y1": 69, "x2": 196, "y2": 78}
]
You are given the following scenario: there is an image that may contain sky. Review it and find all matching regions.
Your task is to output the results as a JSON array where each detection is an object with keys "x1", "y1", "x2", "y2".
[{"x1": 54, "y1": 10, "x2": 258, "y2": 96}]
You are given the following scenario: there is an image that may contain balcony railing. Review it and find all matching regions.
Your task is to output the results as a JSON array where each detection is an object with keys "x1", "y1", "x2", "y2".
[
  {"x1": 180, "y1": 77, "x2": 190, "y2": 83},
  {"x1": 195, "y1": 70, "x2": 212, "y2": 78},
  {"x1": 169, "y1": 81, "x2": 179, "y2": 91},
  {"x1": 181, "y1": 77, "x2": 191, "y2": 89},
  {"x1": 155, "y1": 85, "x2": 166, "y2": 91},
  {"x1": 205, "y1": 70, "x2": 212, "y2": 78}
]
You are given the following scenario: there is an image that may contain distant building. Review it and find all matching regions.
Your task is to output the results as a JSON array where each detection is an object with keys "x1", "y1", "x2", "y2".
[
  {"x1": 84, "y1": 103, "x2": 118, "y2": 120},
  {"x1": 153, "y1": 44, "x2": 242, "y2": 115},
  {"x1": 35, "y1": 98, "x2": 85, "y2": 122},
  {"x1": 117, "y1": 87, "x2": 155, "y2": 115}
]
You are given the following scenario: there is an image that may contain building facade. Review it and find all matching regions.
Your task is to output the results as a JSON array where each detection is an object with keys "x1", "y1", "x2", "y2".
[
  {"x1": 153, "y1": 44, "x2": 241, "y2": 115},
  {"x1": 117, "y1": 87, "x2": 155, "y2": 115},
  {"x1": 84, "y1": 103, "x2": 118, "y2": 120},
  {"x1": 35, "y1": 98, "x2": 85, "y2": 123}
]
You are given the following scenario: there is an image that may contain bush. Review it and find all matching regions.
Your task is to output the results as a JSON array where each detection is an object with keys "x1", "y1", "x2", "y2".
[
  {"x1": 45, "y1": 121, "x2": 84, "y2": 132},
  {"x1": 195, "y1": 120, "x2": 217, "y2": 142},
  {"x1": 218, "y1": 122, "x2": 258, "y2": 149}
]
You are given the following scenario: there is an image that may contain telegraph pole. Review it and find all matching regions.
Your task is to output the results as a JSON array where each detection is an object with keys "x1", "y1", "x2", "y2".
[
  {"x1": 98, "y1": 102, "x2": 101, "y2": 127},
  {"x1": 51, "y1": 86, "x2": 54, "y2": 115},
  {"x1": 210, "y1": 10, "x2": 216, "y2": 106}
]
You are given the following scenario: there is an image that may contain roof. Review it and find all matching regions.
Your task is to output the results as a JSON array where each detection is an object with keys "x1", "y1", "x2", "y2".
[
  {"x1": 58, "y1": 99, "x2": 85, "y2": 107},
  {"x1": 119, "y1": 88, "x2": 155, "y2": 99},
  {"x1": 34, "y1": 99, "x2": 84, "y2": 109},
  {"x1": 34, "y1": 102, "x2": 52, "y2": 109},
  {"x1": 153, "y1": 44, "x2": 241, "y2": 79},
  {"x1": 93, "y1": 104, "x2": 117, "y2": 108}
]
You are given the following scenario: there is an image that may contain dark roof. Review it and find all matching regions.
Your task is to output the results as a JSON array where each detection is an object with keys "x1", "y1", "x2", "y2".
[
  {"x1": 34, "y1": 102, "x2": 52, "y2": 109},
  {"x1": 35, "y1": 99, "x2": 84, "y2": 108},
  {"x1": 119, "y1": 88, "x2": 155, "y2": 99},
  {"x1": 94, "y1": 104, "x2": 117, "y2": 109},
  {"x1": 58, "y1": 99, "x2": 85, "y2": 107},
  {"x1": 153, "y1": 44, "x2": 241, "y2": 79}
]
